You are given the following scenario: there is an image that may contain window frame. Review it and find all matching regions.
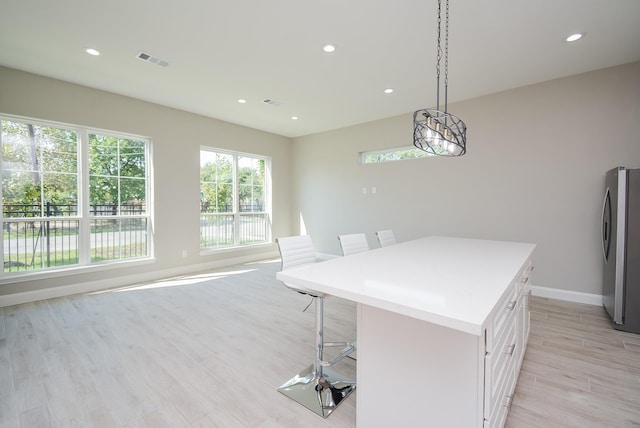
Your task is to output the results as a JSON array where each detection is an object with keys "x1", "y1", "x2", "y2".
[
  {"x1": 359, "y1": 145, "x2": 432, "y2": 164},
  {"x1": 86, "y1": 131, "x2": 152, "y2": 264},
  {"x1": 1, "y1": 113, "x2": 153, "y2": 279},
  {"x1": 199, "y1": 146, "x2": 271, "y2": 252}
]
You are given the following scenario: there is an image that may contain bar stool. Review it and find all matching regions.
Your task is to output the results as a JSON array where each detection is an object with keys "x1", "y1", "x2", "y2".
[
  {"x1": 375, "y1": 229, "x2": 397, "y2": 247},
  {"x1": 337, "y1": 233, "x2": 370, "y2": 256},
  {"x1": 275, "y1": 235, "x2": 356, "y2": 418}
]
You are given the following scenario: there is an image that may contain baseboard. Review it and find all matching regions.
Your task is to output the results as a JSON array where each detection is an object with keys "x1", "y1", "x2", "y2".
[
  {"x1": 530, "y1": 285, "x2": 603, "y2": 306},
  {"x1": 0, "y1": 250, "x2": 279, "y2": 308}
]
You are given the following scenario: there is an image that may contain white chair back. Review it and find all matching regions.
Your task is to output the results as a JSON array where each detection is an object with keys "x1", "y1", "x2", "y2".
[
  {"x1": 338, "y1": 233, "x2": 370, "y2": 256},
  {"x1": 376, "y1": 230, "x2": 397, "y2": 247},
  {"x1": 276, "y1": 235, "x2": 321, "y2": 296},
  {"x1": 276, "y1": 235, "x2": 316, "y2": 271}
]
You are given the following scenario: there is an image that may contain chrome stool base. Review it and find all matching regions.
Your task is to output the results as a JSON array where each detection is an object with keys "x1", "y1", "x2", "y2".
[{"x1": 277, "y1": 364, "x2": 356, "y2": 418}]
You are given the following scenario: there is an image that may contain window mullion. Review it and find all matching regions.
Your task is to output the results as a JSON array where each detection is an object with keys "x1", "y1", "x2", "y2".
[
  {"x1": 146, "y1": 140, "x2": 154, "y2": 259},
  {"x1": 233, "y1": 154, "x2": 240, "y2": 245},
  {"x1": 79, "y1": 129, "x2": 91, "y2": 265}
]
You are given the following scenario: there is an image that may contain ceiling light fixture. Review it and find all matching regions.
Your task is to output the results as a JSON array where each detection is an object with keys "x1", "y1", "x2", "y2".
[
  {"x1": 565, "y1": 33, "x2": 584, "y2": 42},
  {"x1": 85, "y1": 48, "x2": 100, "y2": 56},
  {"x1": 291, "y1": 116, "x2": 299, "y2": 120},
  {"x1": 323, "y1": 44, "x2": 336, "y2": 53},
  {"x1": 413, "y1": 0, "x2": 466, "y2": 156},
  {"x1": 384, "y1": 88, "x2": 394, "y2": 94},
  {"x1": 238, "y1": 99, "x2": 247, "y2": 104}
]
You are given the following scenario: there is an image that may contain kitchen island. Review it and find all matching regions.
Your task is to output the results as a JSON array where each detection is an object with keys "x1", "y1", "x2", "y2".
[{"x1": 276, "y1": 236, "x2": 535, "y2": 428}]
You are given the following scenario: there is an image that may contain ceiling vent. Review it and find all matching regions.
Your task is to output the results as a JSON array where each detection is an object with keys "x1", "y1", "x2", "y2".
[{"x1": 137, "y1": 52, "x2": 169, "y2": 67}]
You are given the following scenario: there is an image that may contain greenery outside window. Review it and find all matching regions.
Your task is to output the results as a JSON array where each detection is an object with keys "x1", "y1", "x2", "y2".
[
  {"x1": 200, "y1": 148, "x2": 270, "y2": 249},
  {"x1": 360, "y1": 145, "x2": 431, "y2": 164},
  {"x1": 88, "y1": 133, "x2": 149, "y2": 262},
  {"x1": 1, "y1": 115, "x2": 151, "y2": 274}
]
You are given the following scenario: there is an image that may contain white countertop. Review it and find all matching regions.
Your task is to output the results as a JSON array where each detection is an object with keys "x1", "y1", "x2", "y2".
[{"x1": 276, "y1": 236, "x2": 535, "y2": 335}]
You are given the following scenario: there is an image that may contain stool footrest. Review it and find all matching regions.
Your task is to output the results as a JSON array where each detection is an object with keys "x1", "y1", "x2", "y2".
[{"x1": 320, "y1": 342, "x2": 356, "y2": 367}]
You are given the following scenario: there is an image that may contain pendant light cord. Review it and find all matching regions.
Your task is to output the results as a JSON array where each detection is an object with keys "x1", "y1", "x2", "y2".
[
  {"x1": 444, "y1": 0, "x2": 449, "y2": 114},
  {"x1": 436, "y1": 0, "x2": 442, "y2": 112},
  {"x1": 412, "y1": 0, "x2": 466, "y2": 156}
]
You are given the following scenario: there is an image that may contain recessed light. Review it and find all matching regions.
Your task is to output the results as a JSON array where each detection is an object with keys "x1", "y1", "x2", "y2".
[
  {"x1": 384, "y1": 88, "x2": 394, "y2": 94},
  {"x1": 85, "y1": 48, "x2": 100, "y2": 56},
  {"x1": 291, "y1": 116, "x2": 299, "y2": 120},
  {"x1": 238, "y1": 99, "x2": 247, "y2": 104},
  {"x1": 565, "y1": 33, "x2": 584, "y2": 42},
  {"x1": 323, "y1": 44, "x2": 336, "y2": 53}
]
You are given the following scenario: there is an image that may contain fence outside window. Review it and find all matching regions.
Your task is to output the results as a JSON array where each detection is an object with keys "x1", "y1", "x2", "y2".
[
  {"x1": 199, "y1": 203, "x2": 269, "y2": 248},
  {"x1": 3, "y1": 203, "x2": 147, "y2": 272}
]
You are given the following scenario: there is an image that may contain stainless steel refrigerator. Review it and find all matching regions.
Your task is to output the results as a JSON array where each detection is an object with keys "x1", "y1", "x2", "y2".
[{"x1": 602, "y1": 167, "x2": 640, "y2": 334}]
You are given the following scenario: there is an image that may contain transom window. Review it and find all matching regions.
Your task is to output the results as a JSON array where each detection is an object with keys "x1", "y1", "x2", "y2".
[
  {"x1": 360, "y1": 145, "x2": 431, "y2": 164},
  {"x1": 1, "y1": 115, "x2": 151, "y2": 275},
  {"x1": 200, "y1": 148, "x2": 270, "y2": 249}
]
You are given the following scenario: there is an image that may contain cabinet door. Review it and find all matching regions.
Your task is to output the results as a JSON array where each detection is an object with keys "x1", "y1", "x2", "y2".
[
  {"x1": 484, "y1": 280, "x2": 518, "y2": 426},
  {"x1": 486, "y1": 283, "x2": 518, "y2": 353},
  {"x1": 521, "y1": 263, "x2": 533, "y2": 350},
  {"x1": 484, "y1": 259, "x2": 533, "y2": 428},
  {"x1": 484, "y1": 322, "x2": 517, "y2": 428}
]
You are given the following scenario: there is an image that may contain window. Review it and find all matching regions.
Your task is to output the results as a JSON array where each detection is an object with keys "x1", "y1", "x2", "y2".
[
  {"x1": 88, "y1": 133, "x2": 149, "y2": 262},
  {"x1": 1, "y1": 115, "x2": 151, "y2": 275},
  {"x1": 200, "y1": 148, "x2": 270, "y2": 249},
  {"x1": 360, "y1": 145, "x2": 431, "y2": 164}
]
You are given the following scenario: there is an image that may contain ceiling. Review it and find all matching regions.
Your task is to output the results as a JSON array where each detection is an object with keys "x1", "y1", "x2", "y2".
[{"x1": 1, "y1": 0, "x2": 639, "y2": 138}]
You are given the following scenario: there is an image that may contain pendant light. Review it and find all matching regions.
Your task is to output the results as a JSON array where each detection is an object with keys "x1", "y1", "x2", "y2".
[{"x1": 413, "y1": 0, "x2": 467, "y2": 156}]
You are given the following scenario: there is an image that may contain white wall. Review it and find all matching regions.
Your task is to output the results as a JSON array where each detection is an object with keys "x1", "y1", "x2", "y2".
[
  {"x1": 0, "y1": 66, "x2": 291, "y2": 300},
  {"x1": 291, "y1": 61, "x2": 640, "y2": 296},
  {"x1": 2, "y1": 62, "x2": 639, "y2": 301}
]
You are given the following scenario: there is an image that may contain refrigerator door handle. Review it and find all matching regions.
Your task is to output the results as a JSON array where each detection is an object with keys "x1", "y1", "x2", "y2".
[{"x1": 602, "y1": 187, "x2": 611, "y2": 262}]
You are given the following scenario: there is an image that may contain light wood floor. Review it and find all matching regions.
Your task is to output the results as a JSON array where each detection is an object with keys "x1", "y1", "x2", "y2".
[
  {"x1": 1, "y1": 259, "x2": 639, "y2": 427},
  {"x1": 508, "y1": 296, "x2": 640, "y2": 427}
]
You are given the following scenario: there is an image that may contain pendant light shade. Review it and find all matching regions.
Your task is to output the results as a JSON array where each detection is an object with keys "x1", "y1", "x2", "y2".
[
  {"x1": 413, "y1": 0, "x2": 467, "y2": 156},
  {"x1": 413, "y1": 109, "x2": 466, "y2": 156}
]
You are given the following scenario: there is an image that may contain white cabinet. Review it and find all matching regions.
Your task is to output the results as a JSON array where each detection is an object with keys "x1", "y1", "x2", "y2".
[
  {"x1": 483, "y1": 260, "x2": 532, "y2": 428},
  {"x1": 516, "y1": 261, "x2": 533, "y2": 372},
  {"x1": 484, "y1": 283, "x2": 518, "y2": 428}
]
